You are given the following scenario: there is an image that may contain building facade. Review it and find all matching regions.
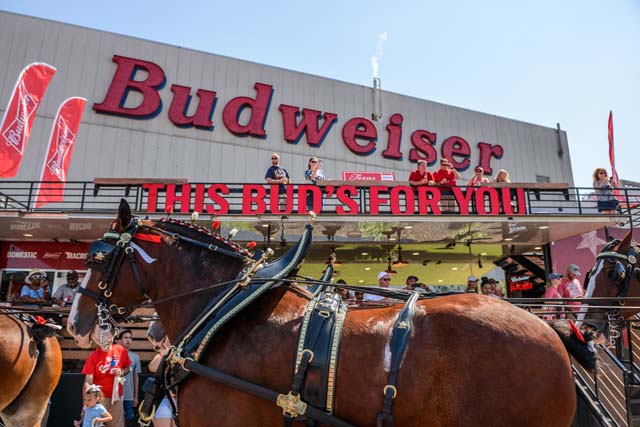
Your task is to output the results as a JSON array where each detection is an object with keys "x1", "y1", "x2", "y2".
[{"x1": 0, "y1": 11, "x2": 574, "y2": 187}]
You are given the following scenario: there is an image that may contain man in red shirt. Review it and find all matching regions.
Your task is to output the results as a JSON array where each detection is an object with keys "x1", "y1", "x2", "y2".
[
  {"x1": 408, "y1": 160, "x2": 434, "y2": 186},
  {"x1": 432, "y1": 158, "x2": 460, "y2": 213},
  {"x1": 82, "y1": 326, "x2": 131, "y2": 427},
  {"x1": 558, "y1": 264, "x2": 584, "y2": 314}
]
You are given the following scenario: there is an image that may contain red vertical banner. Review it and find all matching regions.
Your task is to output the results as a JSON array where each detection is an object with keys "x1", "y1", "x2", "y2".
[
  {"x1": 608, "y1": 111, "x2": 619, "y2": 185},
  {"x1": 34, "y1": 97, "x2": 87, "y2": 208},
  {"x1": 0, "y1": 63, "x2": 57, "y2": 177}
]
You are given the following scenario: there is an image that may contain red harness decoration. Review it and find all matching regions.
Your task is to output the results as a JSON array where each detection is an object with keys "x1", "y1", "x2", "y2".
[
  {"x1": 569, "y1": 320, "x2": 586, "y2": 343},
  {"x1": 134, "y1": 233, "x2": 162, "y2": 244}
]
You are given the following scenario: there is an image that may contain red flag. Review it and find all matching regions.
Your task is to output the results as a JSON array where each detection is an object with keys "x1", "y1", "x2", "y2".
[
  {"x1": 34, "y1": 97, "x2": 87, "y2": 208},
  {"x1": 0, "y1": 63, "x2": 56, "y2": 177},
  {"x1": 608, "y1": 111, "x2": 619, "y2": 186}
]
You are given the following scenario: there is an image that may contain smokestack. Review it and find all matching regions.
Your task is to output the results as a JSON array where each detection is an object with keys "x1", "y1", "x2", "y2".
[{"x1": 372, "y1": 77, "x2": 382, "y2": 121}]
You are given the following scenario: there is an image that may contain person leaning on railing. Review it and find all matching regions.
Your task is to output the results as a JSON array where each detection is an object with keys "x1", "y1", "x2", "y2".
[
  {"x1": 592, "y1": 167, "x2": 619, "y2": 214},
  {"x1": 408, "y1": 160, "x2": 434, "y2": 187}
]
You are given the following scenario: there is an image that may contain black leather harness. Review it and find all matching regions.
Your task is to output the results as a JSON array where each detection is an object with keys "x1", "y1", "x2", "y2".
[{"x1": 82, "y1": 218, "x2": 422, "y2": 426}]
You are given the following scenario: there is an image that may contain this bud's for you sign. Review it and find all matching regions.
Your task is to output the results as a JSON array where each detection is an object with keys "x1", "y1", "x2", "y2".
[{"x1": 143, "y1": 183, "x2": 526, "y2": 216}]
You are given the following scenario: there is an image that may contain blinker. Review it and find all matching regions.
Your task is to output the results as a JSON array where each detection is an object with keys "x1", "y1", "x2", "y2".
[{"x1": 86, "y1": 240, "x2": 117, "y2": 272}]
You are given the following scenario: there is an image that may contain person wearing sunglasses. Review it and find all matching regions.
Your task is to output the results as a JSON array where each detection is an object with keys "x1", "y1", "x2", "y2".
[
  {"x1": 265, "y1": 153, "x2": 290, "y2": 210},
  {"x1": 592, "y1": 167, "x2": 619, "y2": 214},
  {"x1": 304, "y1": 157, "x2": 326, "y2": 211}
]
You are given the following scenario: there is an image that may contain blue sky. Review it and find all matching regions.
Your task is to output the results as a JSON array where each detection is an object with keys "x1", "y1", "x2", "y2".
[{"x1": 2, "y1": 0, "x2": 638, "y2": 188}]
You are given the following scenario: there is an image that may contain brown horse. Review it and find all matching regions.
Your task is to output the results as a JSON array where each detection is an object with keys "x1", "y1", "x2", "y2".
[
  {"x1": 0, "y1": 313, "x2": 62, "y2": 427},
  {"x1": 68, "y1": 200, "x2": 576, "y2": 426},
  {"x1": 581, "y1": 230, "x2": 640, "y2": 338}
]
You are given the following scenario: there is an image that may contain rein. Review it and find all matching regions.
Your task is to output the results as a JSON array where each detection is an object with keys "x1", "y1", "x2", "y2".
[{"x1": 78, "y1": 217, "x2": 253, "y2": 336}]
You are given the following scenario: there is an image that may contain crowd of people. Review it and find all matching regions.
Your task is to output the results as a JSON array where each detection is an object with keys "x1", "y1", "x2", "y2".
[
  {"x1": 542, "y1": 264, "x2": 585, "y2": 320},
  {"x1": 264, "y1": 152, "x2": 620, "y2": 216}
]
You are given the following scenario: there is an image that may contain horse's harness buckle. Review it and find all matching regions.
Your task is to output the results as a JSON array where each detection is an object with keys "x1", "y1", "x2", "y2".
[{"x1": 276, "y1": 391, "x2": 308, "y2": 418}]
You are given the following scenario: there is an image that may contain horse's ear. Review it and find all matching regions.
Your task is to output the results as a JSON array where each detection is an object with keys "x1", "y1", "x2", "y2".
[
  {"x1": 616, "y1": 230, "x2": 634, "y2": 253},
  {"x1": 117, "y1": 199, "x2": 132, "y2": 230}
]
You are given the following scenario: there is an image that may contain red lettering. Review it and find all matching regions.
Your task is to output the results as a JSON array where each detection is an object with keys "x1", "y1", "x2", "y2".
[
  {"x1": 500, "y1": 188, "x2": 526, "y2": 215},
  {"x1": 342, "y1": 117, "x2": 377, "y2": 155},
  {"x1": 475, "y1": 187, "x2": 500, "y2": 215},
  {"x1": 165, "y1": 184, "x2": 192, "y2": 213},
  {"x1": 417, "y1": 187, "x2": 441, "y2": 214},
  {"x1": 206, "y1": 184, "x2": 230, "y2": 214},
  {"x1": 477, "y1": 142, "x2": 503, "y2": 175},
  {"x1": 143, "y1": 183, "x2": 165, "y2": 213},
  {"x1": 451, "y1": 187, "x2": 474, "y2": 215},
  {"x1": 279, "y1": 105, "x2": 337, "y2": 146},
  {"x1": 168, "y1": 85, "x2": 217, "y2": 129},
  {"x1": 194, "y1": 184, "x2": 206, "y2": 213},
  {"x1": 409, "y1": 130, "x2": 437, "y2": 165},
  {"x1": 222, "y1": 82, "x2": 273, "y2": 137},
  {"x1": 241, "y1": 184, "x2": 267, "y2": 214},
  {"x1": 297, "y1": 185, "x2": 323, "y2": 213},
  {"x1": 93, "y1": 55, "x2": 165, "y2": 117},
  {"x1": 336, "y1": 186, "x2": 359, "y2": 214},
  {"x1": 382, "y1": 113, "x2": 403, "y2": 159},
  {"x1": 442, "y1": 136, "x2": 471, "y2": 170},
  {"x1": 270, "y1": 185, "x2": 294, "y2": 214},
  {"x1": 390, "y1": 186, "x2": 414, "y2": 214},
  {"x1": 369, "y1": 186, "x2": 390, "y2": 215}
]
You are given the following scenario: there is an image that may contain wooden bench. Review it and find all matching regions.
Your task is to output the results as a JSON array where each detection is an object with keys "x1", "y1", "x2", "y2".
[{"x1": 93, "y1": 178, "x2": 188, "y2": 197}]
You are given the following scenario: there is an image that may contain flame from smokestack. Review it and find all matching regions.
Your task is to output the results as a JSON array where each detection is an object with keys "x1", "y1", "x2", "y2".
[{"x1": 371, "y1": 32, "x2": 388, "y2": 78}]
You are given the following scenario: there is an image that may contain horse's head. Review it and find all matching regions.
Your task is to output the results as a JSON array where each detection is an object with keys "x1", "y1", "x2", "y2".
[
  {"x1": 582, "y1": 230, "x2": 640, "y2": 338},
  {"x1": 68, "y1": 199, "x2": 315, "y2": 348},
  {"x1": 67, "y1": 199, "x2": 251, "y2": 347}
]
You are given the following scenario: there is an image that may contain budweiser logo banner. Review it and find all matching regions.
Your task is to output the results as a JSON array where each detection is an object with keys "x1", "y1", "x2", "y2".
[
  {"x1": 0, "y1": 62, "x2": 56, "y2": 178},
  {"x1": 34, "y1": 97, "x2": 87, "y2": 208}
]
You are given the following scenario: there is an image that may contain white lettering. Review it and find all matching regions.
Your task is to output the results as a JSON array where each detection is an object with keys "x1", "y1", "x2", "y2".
[{"x1": 7, "y1": 251, "x2": 38, "y2": 259}]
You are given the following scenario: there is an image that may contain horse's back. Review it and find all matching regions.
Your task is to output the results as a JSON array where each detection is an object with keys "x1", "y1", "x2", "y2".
[
  {"x1": 335, "y1": 294, "x2": 575, "y2": 426},
  {"x1": 0, "y1": 315, "x2": 38, "y2": 410}
]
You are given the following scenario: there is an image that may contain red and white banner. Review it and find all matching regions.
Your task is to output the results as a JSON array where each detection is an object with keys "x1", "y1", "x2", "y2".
[
  {"x1": 0, "y1": 62, "x2": 56, "y2": 178},
  {"x1": 34, "y1": 97, "x2": 87, "y2": 208},
  {"x1": 341, "y1": 171, "x2": 396, "y2": 181}
]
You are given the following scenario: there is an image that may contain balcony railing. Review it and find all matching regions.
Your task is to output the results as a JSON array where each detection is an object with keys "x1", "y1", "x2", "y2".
[{"x1": 0, "y1": 180, "x2": 638, "y2": 225}]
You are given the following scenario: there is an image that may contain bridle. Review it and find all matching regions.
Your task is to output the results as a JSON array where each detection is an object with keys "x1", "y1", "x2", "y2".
[
  {"x1": 586, "y1": 239, "x2": 640, "y2": 341},
  {"x1": 78, "y1": 217, "x2": 252, "y2": 337}
]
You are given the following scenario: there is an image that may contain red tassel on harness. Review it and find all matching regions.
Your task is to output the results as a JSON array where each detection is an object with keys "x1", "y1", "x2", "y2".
[
  {"x1": 134, "y1": 233, "x2": 162, "y2": 244},
  {"x1": 34, "y1": 315, "x2": 46, "y2": 325},
  {"x1": 569, "y1": 320, "x2": 586, "y2": 343}
]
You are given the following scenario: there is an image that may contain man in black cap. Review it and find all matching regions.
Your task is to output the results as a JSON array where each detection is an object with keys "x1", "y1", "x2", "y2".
[{"x1": 53, "y1": 270, "x2": 80, "y2": 306}]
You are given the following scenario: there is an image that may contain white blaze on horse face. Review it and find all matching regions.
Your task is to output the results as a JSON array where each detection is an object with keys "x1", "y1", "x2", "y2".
[
  {"x1": 576, "y1": 261, "x2": 603, "y2": 327},
  {"x1": 67, "y1": 270, "x2": 93, "y2": 344}
]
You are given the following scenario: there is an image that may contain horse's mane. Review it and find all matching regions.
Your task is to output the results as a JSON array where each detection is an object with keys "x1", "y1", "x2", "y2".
[{"x1": 154, "y1": 218, "x2": 251, "y2": 258}]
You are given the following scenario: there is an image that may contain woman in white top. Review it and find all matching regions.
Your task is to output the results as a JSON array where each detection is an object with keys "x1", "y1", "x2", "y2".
[{"x1": 467, "y1": 166, "x2": 490, "y2": 186}]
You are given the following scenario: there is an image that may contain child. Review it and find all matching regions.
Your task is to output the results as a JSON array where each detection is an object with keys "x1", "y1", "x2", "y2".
[{"x1": 74, "y1": 385, "x2": 112, "y2": 427}]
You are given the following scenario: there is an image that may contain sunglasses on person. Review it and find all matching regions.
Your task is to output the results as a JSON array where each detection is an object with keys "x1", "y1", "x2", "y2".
[
  {"x1": 381, "y1": 277, "x2": 391, "y2": 281},
  {"x1": 271, "y1": 157, "x2": 279, "y2": 160},
  {"x1": 599, "y1": 172, "x2": 607, "y2": 175},
  {"x1": 310, "y1": 160, "x2": 318, "y2": 163}
]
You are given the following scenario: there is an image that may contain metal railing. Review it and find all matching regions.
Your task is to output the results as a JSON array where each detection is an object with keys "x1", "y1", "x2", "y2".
[{"x1": 1, "y1": 181, "x2": 638, "y2": 222}]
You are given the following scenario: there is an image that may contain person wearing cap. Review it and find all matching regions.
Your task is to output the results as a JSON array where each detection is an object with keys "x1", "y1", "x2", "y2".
[
  {"x1": 53, "y1": 270, "x2": 80, "y2": 306},
  {"x1": 558, "y1": 264, "x2": 584, "y2": 313},
  {"x1": 405, "y1": 275, "x2": 427, "y2": 294},
  {"x1": 542, "y1": 273, "x2": 565, "y2": 321},
  {"x1": 467, "y1": 167, "x2": 490, "y2": 187},
  {"x1": 19, "y1": 270, "x2": 51, "y2": 304},
  {"x1": 408, "y1": 160, "x2": 434, "y2": 187},
  {"x1": 364, "y1": 272, "x2": 391, "y2": 302},
  {"x1": 465, "y1": 275, "x2": 479, "y2": 293}
]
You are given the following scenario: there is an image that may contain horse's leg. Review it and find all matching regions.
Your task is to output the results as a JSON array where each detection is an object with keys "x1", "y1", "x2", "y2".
[
  {"x1": 0, "y1": 336, "x2": 62, "y2": 427},
  {"x1": 0, "y1": 317, "x2": 37, "y2": 411}
]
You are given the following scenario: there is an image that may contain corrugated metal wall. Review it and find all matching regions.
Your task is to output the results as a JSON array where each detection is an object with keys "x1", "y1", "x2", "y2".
[{"x1": 0, "y1": 11, "x2": 574, "y2": 186}]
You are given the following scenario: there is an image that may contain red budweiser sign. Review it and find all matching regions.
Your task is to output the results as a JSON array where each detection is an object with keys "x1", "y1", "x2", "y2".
[{"x1": 94, "y1": 55, "x2": 505, "y2": 174}]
